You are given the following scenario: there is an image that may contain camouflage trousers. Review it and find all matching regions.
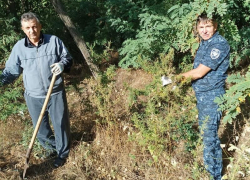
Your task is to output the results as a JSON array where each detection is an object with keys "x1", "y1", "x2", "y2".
[{"x1": 195, "y1": 88, "x2": 224, "y2": 180}]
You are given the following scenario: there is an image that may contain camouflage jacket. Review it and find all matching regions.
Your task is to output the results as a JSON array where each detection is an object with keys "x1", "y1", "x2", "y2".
[{"x1": 192, "y1": 32, "x2": 230, "y2": 92}]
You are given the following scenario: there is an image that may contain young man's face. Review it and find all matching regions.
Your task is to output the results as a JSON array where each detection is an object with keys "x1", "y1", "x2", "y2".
[
  {"x1": 197, "y1": 20, "x2": 217, "y2": 40},
  {"x1": 21, "y1": 18, "x2": 42, "y2": 44}
]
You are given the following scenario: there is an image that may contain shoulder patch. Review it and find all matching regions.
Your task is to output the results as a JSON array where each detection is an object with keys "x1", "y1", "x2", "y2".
[{"x1": 210, "y1": 48, "x2": 220, "y2": 59}]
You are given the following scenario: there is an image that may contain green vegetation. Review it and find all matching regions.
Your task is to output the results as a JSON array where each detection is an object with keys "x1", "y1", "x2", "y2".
[{"x1": 0, "y1": 0, "x2": 250, "y2": 179}]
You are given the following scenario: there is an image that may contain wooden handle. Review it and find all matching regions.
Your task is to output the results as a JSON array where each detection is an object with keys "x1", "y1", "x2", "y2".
[
  {"x1": 23, "y1": 74, "x2": 57, "y2": 179},
  {"x1": 28, "y1": 73, "x2": 57, "y2": 149}
]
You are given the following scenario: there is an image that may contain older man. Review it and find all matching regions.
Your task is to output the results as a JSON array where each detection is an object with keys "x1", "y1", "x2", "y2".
[{"x1": 0, "y1": 12, "x2": 72, "y2": 167}]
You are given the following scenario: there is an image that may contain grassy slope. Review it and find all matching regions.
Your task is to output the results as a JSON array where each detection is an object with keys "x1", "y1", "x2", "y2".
[{"x1": 0, "y1": 65, "x2": 250, "y2": 180}]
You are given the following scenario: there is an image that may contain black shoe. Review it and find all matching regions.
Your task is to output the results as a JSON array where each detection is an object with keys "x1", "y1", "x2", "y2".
[{"x1": 53, "y1": 157, "x2": 66, "y2": 168}]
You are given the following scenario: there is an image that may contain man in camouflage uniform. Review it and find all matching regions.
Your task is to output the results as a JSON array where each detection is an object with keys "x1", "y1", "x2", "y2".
[{"x1": 162, "y1": 13, "x2": 230, "y2": 179}]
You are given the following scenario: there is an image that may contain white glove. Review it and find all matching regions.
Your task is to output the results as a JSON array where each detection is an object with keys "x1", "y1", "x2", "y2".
[
  {"x1": 161, "y1": 75, "x2": 172, "y2": 86},
  {"x1": 50, "y1": 63, "x2": 64, "y2": 75}
]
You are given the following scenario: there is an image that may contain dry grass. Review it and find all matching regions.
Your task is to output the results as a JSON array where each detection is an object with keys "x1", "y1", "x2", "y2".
[
  {"x1": 1, "y1": 67, "x2": 250, "y2": 180},
  {"x1": 54, "y1": 68, "x2": 209, "y2": 180},
  {"x1": 55, "y1": 123, "x2": 206, "y2": 180}
]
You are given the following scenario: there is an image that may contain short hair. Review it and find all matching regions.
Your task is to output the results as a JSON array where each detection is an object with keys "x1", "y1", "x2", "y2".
[
  {"x1": 21, "y1": 12, "x2": 40, "y2": 24},
  {"x1": 196, "y1": 13, "x2": 217, "y2": 27}
]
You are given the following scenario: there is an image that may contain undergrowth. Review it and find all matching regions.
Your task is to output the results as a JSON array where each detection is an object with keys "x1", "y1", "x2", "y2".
[
  {"x1": 60, "y1": 48, "x2": 250, "y2": 179},
  {"x1": 74, "y1": 50, "x2": 213, "y2": 179},
  {"x1": 0, "y1": 76, "x2": 26, "y2": 121}
]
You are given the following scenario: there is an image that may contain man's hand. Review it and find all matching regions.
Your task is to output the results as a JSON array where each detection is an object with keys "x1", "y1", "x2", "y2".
[
  {"x1": 161, "y1": 75, "x2": 172, "y2": 86},
  {"x1": 50, "y1": 63, "x2": 64, "y2": 75}
]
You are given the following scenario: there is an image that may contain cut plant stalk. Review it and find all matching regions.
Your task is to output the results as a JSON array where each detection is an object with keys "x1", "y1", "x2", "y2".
[{"x1": 23, "y1": 73, "x2": 57, "y2": 179}]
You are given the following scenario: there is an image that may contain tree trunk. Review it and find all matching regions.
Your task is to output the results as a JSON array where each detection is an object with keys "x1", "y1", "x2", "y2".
[{"x1": 50, "y1": 0, "x2": 99, "y2": 79}]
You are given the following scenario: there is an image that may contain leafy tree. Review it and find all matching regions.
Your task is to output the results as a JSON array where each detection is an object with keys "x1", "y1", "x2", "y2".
[
  {"x1": 118, "y1": 0, "x2": 229, "y2": 68},
  {"x1": 214, "y1": 0, "x2": 250, "y2": 125}
]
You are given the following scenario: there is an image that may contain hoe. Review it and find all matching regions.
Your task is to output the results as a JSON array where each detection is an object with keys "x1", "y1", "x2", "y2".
[{"x1": 23, "y1": 73, "x2": 57, "y2": 179}]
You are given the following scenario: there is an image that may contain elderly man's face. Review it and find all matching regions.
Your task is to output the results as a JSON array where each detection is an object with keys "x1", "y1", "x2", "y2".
[
  {"x1": 197, "y1": 20, "x2": 217, "y2": 40},
  {"x1": 21, "y1": 18, "x2": 41, "y2": 45}
]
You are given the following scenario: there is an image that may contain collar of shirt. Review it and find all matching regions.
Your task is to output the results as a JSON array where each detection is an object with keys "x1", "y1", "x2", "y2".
[{"x1": 24, "y1": 33, "x2": 44, "y2": 48}]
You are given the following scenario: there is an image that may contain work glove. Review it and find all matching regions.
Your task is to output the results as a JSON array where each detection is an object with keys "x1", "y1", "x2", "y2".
[
  {"x1": 161, "y1": 75, "x2": 172, "y2": 86},
  {"x1": 50, "y1": 63, "x2": 64, "y2": 75}
]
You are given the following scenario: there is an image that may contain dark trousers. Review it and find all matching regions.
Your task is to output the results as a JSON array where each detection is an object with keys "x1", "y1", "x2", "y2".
[
  {"x1": 24, "y1": 90, "x2": 71, "y2": 159},
  {"x1": 196, "y1": 88, "x2": 224, "y2": 180}
]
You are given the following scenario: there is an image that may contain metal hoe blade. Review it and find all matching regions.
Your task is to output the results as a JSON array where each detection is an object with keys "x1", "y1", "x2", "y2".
[
  {"x1": 22, "y1": 74, "x2": 57, "y2": 179},
  {"x1": 23, "y1": 148, "x2": 32, "y2": 179}
]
